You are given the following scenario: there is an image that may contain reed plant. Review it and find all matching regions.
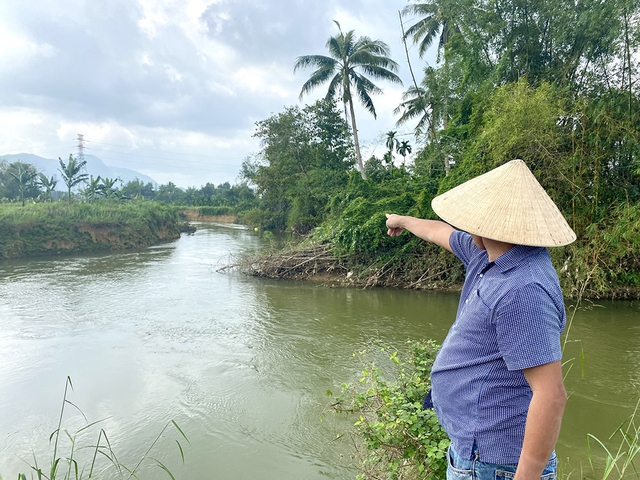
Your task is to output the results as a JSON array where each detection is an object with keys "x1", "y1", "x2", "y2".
[
  {"x1": 585, "y1": 399, "x2": 640, "y2": 480},
  {"x1": 5, "y1": 377, "x2": 189, "y2": 480}
]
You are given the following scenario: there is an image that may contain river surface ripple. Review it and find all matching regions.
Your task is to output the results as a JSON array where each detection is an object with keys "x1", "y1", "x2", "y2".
[{"x1": 0, "y1": 223, "x2": 639, "y2": 479}]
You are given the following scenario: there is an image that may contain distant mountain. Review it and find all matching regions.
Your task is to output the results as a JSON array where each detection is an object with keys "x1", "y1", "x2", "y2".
[{"x1": 0, "y1": 153, "x2": 156, "y2": 187}]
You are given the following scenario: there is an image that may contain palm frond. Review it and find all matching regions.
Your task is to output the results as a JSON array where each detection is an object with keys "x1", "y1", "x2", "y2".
[
  {"x1": 359, "y1": 64, "x2": 403, "y2": 84},
  {"x1": 351, "y1": 74, "x2": 377, "y2": 118},
  {"x1": 325, "y1": 73, "x2": 343, "y2": 102},
  {"x1": 299, "y1": 67, "x2": 338, "y2": 99},
  {"x1": 294, "y1": 55, "x2": 335, "y2": 72}
]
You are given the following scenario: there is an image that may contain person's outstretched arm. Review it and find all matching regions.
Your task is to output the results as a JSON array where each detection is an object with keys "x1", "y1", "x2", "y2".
[{"x1": 385, "y1": 214, "x2": 455, "y2": 253}]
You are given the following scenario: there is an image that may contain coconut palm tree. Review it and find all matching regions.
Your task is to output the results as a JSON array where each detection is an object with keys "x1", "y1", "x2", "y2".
[
  {"x1": 402, "y1": 0, "x2": 462, "y2": 60},
  {"x1": 58, "y1": 154, "x2": 89, "y2": 203},
  {"x1": 394, "y1": 85, "x2": 435, "y2": 139},
  {"x1": 397, "y1": 140, "x2": 412, "y2": 167},
  {"x1": 394, "y1": 65, "x2": 447, "y2": 140},
  {"x1": 294, "y1": 21, "x2": 403, "y2": 179}
]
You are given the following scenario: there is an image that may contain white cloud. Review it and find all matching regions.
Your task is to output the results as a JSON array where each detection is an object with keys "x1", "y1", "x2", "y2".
[{"x1": 0, "y1": 0, "x2": 437, "y2": 187}]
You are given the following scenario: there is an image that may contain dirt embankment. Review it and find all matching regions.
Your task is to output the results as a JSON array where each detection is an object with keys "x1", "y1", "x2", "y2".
[
  {"x1": 181, "y1": 209, "x2": 237, "y2": 224},
  {"x1": 228, "y1": 241, "x2": 640, "y2": 300},
  {"x1": 224, "y1": 243, "x2": 466, "y2": 291},
  {"x1": 1, "y1": 221, "x2": 188, "y2": 260}
]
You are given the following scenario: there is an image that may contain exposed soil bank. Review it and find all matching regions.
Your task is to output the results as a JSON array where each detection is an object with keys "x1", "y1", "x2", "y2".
[
  {"x1": 230, "y1": 242, "x2": 640, "y2": 300},
  {"x1": 0, "y1": 218, "x2": 194, "y2": 260},
  {"x1": 227, "y1": 243, "x2": 466, "y2": 292},
  {"x1": 180, "y1": 209, "x2": 237, "y2": 224}
]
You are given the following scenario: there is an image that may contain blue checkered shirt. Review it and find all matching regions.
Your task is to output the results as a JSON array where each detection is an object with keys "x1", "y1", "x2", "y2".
[{"x1": 430, "y1": 231, "x2": 566, "y2": 464}]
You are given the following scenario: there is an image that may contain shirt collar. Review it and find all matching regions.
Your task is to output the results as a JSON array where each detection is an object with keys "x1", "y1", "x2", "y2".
[{"x1": 492, "y1": 244, "x2": 542, "y2": 273}]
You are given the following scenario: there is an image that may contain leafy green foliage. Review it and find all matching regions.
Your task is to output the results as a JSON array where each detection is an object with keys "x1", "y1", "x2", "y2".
[
  {"x1": 586, "y1": 398, "x2": 640, "y2": 479},
  {"x1": 58, "y1": 154, "x2": 89, "y2": 203},
  {"x1": 314, "y1": 171, "x2": 411, "y2": 253},
  {"x1": 37, "y1": 173, "x2": 58, "y2": 201},
  {"x1": 241, "y1": 99, "x2": 354, "y2": 232},
  {"x1": 332, "y1": 341, "x2": 449, "y2": 480},
  {"x1": 8, "y1": 162, "x2": 39, "y2": 206},
  {"x1": 0, "y1": 201, "x2": 187, "y2": 259},
  {"x1": 120, "y1": 179, "x2": 156, "y2": 199},
  {"x1": 556, "y1": 204, "x2": 640, "y2": 299},
  {"x1": 439, "y1": 80, "x2": 570, "y2": 196},
  {"x1": 0, "y1": 161, "x2": 41, "y2": 204}
]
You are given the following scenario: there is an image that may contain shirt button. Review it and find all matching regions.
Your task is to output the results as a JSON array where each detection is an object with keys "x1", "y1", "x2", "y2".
[{"x1": 479, "y1": 274, "x2": 483, "y2": 277}]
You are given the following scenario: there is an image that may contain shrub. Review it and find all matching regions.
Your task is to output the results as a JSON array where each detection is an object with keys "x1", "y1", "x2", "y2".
[{"x1": 331, "y1": 340, "x2": 449, "y2": 480}]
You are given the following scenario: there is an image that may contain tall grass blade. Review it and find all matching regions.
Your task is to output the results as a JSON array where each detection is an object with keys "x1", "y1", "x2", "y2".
[
  {"x1": 63, "y1": 400, "x2": 88, "y2": 423},
  {"x1": 153, "y1": 459, "x2": 177, "y2": 480},
  {"x1": 587, "y1": 433, "x2": 625, "y2": 479},
  {"x1": 15, "y1": 377, "x2": 188, "y2": 480},
  {"x1": 175, "y1": 440, "x2": 185, "y2": 464},
  {"x1": 52, "y1": 377, "x2": 74, "y2": 471},
  {"x1": 171, "y1": 420, "x2": 190, "y2": 444},
  {"x1": 126, "y1": 423, "x2": 169, "y2": 479}
]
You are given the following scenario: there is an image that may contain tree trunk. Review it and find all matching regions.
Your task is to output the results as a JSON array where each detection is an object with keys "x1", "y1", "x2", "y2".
[
  {"x1": 348, "y1": 97, "x2": 367, "y2": 179},
  {"x1": 443, "y1": 115, "x2": 450, "y2": 176}
]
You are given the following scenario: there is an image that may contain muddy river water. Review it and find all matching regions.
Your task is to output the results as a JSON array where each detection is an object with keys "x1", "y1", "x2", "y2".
[{"x1": 1, "y1": 222, "x2": 639, "y2": 479}]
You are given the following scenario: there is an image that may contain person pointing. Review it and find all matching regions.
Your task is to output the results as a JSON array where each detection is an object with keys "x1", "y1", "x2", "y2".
[{"x1": 386, "y1": 159, "x2": 575, "y2": 480}]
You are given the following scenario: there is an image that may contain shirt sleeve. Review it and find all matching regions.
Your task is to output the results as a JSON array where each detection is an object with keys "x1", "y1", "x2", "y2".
[
  {"x1": 494, "y1": 282, "x2": 564, "y2": 371},
  {"x1": 449, "y1": 230, "x2": 480, "y2": 268}
]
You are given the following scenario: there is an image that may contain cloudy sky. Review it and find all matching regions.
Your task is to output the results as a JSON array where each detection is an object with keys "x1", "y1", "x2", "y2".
[{"x1": 0, "y1": 0, "x2": 436, "y2": 187}]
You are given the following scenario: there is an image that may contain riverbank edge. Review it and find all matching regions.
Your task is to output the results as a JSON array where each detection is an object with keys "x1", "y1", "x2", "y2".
[
  {"x1": 0, "y1": 221, "x2": 193, "y2": 260},
  {"x1": 229, "y1": 241, "x2": 466, "y2": 292},
  {"x1": 232, "y1": 240, "x2": 640, "y2": 301},
  {"x1": 180, "y1": 208, "x2": 237, "y2": 224},
  {"x1": 0, "y1": 204, "x2": 195, "y2": 260}
]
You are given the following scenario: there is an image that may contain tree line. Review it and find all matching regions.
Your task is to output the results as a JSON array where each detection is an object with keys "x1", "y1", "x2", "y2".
[
  {"x1": 2, "y1": 0, "x2": 638, "y2": 297},
  {"x1": 0, "y1": 155, "x2": 258, "y2": 212},
  {"x1": 240, "y1": 0, "x2": 640, "y2": 298}
]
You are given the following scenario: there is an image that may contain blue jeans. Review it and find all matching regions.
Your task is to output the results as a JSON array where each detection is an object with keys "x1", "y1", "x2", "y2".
[{"x1": 446, "y1": 445, "x2": 557, "y2": 480}]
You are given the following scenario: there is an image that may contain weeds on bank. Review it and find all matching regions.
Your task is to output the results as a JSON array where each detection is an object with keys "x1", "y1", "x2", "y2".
[
  {"x1": 586, "y1": 399, "x2": 640, "y2": 480},
  {"x1": 9, "y1": 377, "x2": 189, "y2": 480},
  {"x1": 0, "y1": 201, "x2": 181, "y2": 229},
  {"x1": 329, "y1": 341, "x2": 449, "y2": 480}
]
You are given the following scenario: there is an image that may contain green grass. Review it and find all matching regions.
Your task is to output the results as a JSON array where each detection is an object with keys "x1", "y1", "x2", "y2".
[
  {"x1": 586, "y1": 399, "x2": 640, "y2": 480},
  {"x1": 0, "y1": 201, "x2": 180, "y2": 227},
  {"x1": 0, "y1": 200, "x2": 189, "y2": 259}
]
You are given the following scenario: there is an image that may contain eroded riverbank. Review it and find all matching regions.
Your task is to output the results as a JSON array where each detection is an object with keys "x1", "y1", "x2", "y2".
[{"x1": 0, "y1": 202, "x2": 193, "y2": 259}]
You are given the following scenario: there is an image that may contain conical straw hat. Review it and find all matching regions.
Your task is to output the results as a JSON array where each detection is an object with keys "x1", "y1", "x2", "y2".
[{"x1": 431, "y1": 159, "x2": 576, "y2": 247}]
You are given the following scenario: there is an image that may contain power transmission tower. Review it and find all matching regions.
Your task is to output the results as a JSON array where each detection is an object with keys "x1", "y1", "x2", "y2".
[{"x1": 77, "y1": 133, "x2": 85, "y2": 162}]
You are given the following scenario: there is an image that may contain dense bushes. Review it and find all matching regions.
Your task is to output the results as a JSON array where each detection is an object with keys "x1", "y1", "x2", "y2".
[{"x1": 240, "y1": 99, "x2": 354, "y2": 233}]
